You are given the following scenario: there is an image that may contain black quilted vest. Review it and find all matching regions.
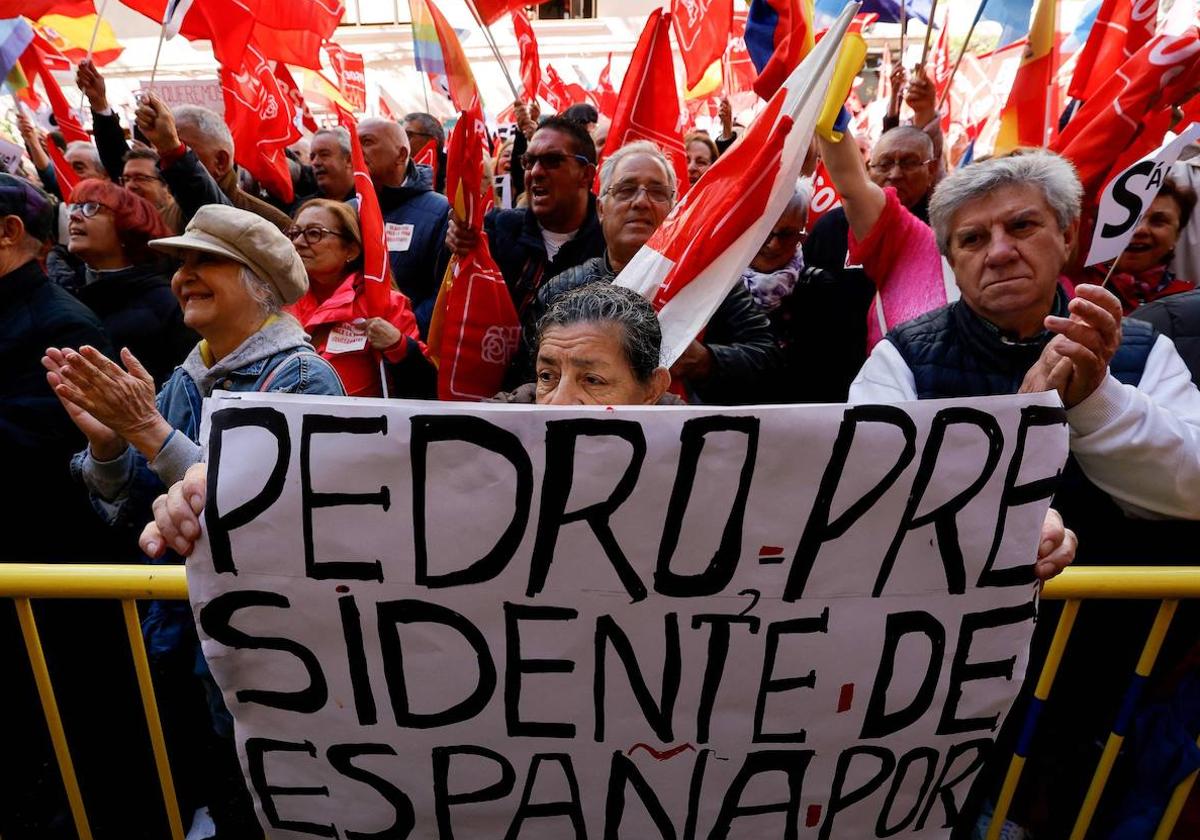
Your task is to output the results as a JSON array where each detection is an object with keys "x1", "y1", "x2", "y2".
[{"x1": 888, "y1": 294, "x2": 1196, "y2": 565}]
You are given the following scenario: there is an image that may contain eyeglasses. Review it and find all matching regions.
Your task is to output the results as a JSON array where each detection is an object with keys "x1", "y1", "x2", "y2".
[
  {"x1": 606, "y1": 182, "x2": 674, "y2": 205},
  {"x1": 868, "y1": 156, "x2": 932, "y2": 174},
  {"x1": 120, "y1": 173, "x2": 163, "y2": 186},
  {"x1": 285, "y1": 225, "x2": 347, "y2": 245},
  {"x1": 764, "y1": 227, "x2": 806, "y2": 243},
  {"x1": 520, "y1": 152, "x2": 592, "y2": 170},
  {"x1": 68, "y1": 201, "x2": 106, "y2": 218}
]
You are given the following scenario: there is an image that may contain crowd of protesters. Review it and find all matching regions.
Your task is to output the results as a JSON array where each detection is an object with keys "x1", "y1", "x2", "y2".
[{"x1": 3, "y1": 56, "x2": 1200, "y2": 839}]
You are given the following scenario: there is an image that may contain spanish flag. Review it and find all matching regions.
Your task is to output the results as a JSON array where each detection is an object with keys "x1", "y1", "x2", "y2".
[
  {"x1": 34, "y1": 14, "x2": 124, "y2": 66},
  {"x1": 994, "y1": 0, "x2": 1059, "y2": 154}
]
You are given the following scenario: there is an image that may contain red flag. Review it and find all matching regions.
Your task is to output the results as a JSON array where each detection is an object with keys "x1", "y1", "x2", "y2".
[
  {"x1": 413, "y1": 142, "x2": 439, "y2": 186},
  {"x1": 671, "y1": 0, "x2": 733, "y2": 90},
  {"x1": 0, "y1": 0, "x2": 93, "y2": 18},
  {"x1": 18, "y1": 43, "x2": 88, "y2": 143},
  {"x1": 46, "y1": 137, "x2": 80, "y2": 193},
  {"x1": 335, "y1": 105, "x2": 392, "y2": 317},
  {"x1": 563, "y1": 81, "x2": 590, "y2": 106},
  {"x1": 725, "y1": 9, "x2": 758, "y2": 94},
  {"x1": 541, "y1": 63, "x2": 571, "y2": 111},
  {"x1": 1053, "y1": 29, "x2": 1200, "y2": 195},
  {"x1": 325, "y1": 42, "x2": 367, "y2": 110},
  {"x1": 466, "y1": 0, "x2": 549, "y2": 27},
  {"x1": 430, "y1": 100, "x2": 520, "y2": 400},
  {"x1": 273, "y1": 61, "x2": 319, "y2": 133},
  {"x1": 595, "y1": 52, "x2": 617, "y2": 117},
  {"x1": 379, "y1": 93, "x2": 397, "y2": 120},
  {"x1": 27, "y1": 27, "x2": 75, "y2": 71},
  {"x1": 120, "y1": 0, "x2": 342, "y2": 69},
  {"x1": 1069, "y1": 0, "x2": 1159, "y2": 102},
  {"x1": 511, "y1": 9, "x2": 540, "y2": 99},
  {"x1": 807, "y1": 159, "x2": 841, "y2": 227},
  {"x1": 599, "y1": 10, "x2": 689, "y2": 198},
  {"x1": 220, "y1": 42, "x2": 299, "y2": 204}
]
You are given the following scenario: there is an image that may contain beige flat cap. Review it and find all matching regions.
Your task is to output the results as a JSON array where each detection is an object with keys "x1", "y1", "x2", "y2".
[{"x1": 150, "y1": 204, "x2": 308, "y2": 305}]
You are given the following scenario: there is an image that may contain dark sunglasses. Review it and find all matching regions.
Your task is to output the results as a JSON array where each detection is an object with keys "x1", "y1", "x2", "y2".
[{"x1": 520, "y1": 152, "x2": 591, "y2": 171}]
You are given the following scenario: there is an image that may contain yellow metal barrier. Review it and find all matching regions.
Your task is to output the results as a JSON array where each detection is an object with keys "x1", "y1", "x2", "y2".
[{"x1": 1, "y1": 564, "x2": 1197, "y2": 839}]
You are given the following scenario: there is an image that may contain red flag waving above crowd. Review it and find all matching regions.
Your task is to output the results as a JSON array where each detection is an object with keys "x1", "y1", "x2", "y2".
[
  {"x1": 670, "y1": 0, "x2": 733, "y2": 90},
  {"x1": 599, "y1": 10, "x2": 690, "y2": 197},
  {"x1": 274, "y1": 61, "x2": 319, "y2": 133},
  {"x1": 1054, "y1": 28, "x2": 1200, "y2": 195},
  {"x1": 511, "y1": 9, "x2": 540, "y2": 99},
  {"x1": 1069, "y1": 0, "x2": 1159, "y2": 102},
  {"x1": 120, "y1": 0, "x2": 342, "y2": 69},
  {"x1": 994, "y1": 0, "x2": 1060, "y2": 154},
  {"x1": 220, "y1": 41, "x2": 299, "y2": 203},
  {"x1": 326, "y1": 42, "x2": 367, "y2": 110},
  {"x1": 335, "y1": 105, "x2": 392, "y2": 317},
  {"x1": 0, "y1": 0, "x2": 94, "y2": 18},
  {"x1": 466, "y1": 0, "x2": 548, "y2": 27},
  {"x1": 429, "y1": 100, "x2": 520, "y2": 401},
  {"x1": 19, "y1": 39, "x2": 89, "y2": 143}
]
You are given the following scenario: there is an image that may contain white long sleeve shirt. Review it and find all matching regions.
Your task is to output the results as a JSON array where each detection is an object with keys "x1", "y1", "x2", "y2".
[{"x1": 850, "y1": 334, "x2": 1200, "y2": 521}]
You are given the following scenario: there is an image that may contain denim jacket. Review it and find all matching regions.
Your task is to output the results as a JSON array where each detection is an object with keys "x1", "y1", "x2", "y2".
[{"x1": 73, "y1": 314, "x2": 344, "y2": 542}]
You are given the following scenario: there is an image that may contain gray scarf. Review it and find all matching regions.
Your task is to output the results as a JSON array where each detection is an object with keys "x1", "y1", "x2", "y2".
[{"x1": 180, "y1": 313, "x2": 314, "y2": 396}]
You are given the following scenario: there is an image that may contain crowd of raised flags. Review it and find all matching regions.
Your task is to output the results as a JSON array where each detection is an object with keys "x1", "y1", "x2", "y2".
[{"x1": 0, "y1": 0, "x2": 1198, "y2": 443}]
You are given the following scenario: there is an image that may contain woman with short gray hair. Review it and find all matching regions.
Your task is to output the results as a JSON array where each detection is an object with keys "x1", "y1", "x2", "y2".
[{"x1": 492, "y1": 282, "x2": 680, "y2": 405}]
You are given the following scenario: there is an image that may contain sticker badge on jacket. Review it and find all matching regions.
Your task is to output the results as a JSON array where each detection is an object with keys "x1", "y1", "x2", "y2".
[
  {"x1": 385, "y1": 222, "x2": 414, "y2": 252},
  {"x1": 325, "y1": 322, "x2": 369, "y2": 354}
]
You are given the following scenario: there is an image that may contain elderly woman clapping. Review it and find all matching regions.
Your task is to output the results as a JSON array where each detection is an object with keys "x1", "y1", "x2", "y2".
[{"x1": 44, "y1": 204, "x2": 344, "y2": 537}]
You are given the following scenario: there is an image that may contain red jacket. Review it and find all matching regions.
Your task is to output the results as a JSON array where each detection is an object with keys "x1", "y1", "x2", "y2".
[{"x1": 288, "y1": 272, "x2": 425, "y2": 397}]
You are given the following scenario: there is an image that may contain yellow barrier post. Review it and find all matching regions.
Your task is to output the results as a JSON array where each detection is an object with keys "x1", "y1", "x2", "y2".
[
  {"x1": 986, "y1": 599, "x2": 1081, "y2": 839},
  {"x1": 1154, "y1": 731, "x2": 1200, "y2": 840},
  {"x1": 14, "y1": 597, "x2": 93, "y2": 840},
  {"x1": 1070, "y1": 599, "x2": 1180, "y2": 840},
  {"x1": 122, "y1": 599, "x2": 186, "y2": 840}
]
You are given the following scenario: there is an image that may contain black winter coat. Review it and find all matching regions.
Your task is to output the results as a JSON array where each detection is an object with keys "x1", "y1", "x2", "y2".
[
  {"x1": 536, "y1": 256, "x2": 783, "y2": 405},
  {"x1": 0, "y1": 259, "x2": 120, "y2": 562},
  {"x1": 378, "y1": 162, "x2": 451, "y2": 336},
  {"x1": 73, "y1": 262, "x2": 198, "y2": 387},
  {"x1": 1131, "y1": 289, "x2": 1200, "y2": 384}
]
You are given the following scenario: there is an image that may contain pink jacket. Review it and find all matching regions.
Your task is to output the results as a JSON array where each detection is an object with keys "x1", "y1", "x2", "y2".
[{"x1": 847, "y1": 187, "x2": 950, "y2": 349}]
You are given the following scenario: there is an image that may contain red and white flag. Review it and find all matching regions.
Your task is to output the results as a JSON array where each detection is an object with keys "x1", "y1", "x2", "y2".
[
  {"x1": 325, "y1": 42, "x2": 366, "y2": 110},
  {"x1": 540, "y1": 62, "x2": 572, "y2": 111},
  {"x1": 335, "y1": 104, "x2": 392, "y2": 317},
  {"x1": 428, "y1": 99, "x2": 520, "y2": 400},
  {"x1": 220, "y1": 41, "x2": 300, "y2": 203},
  {"x1": 1069, "y1": 0, "x2": 1159, "y2": 102},
  {"x1": 413, "y1": 142, "x2": 439, "y2": 185},
  {"x1": 671, "y1": 0, "x2": 733, "y2": 90},
  {"x1": 511, "y1": 9, "x2": 540, "y2": 100},
  {"x1": 594, "y1": 52, "x2": 617, "y2": 118},
  {"x1": 1053, "y1": 28, "x2": 1200, "y2": 195},
  {"x1": 599, "y1": 10, "x2": 689, "y2": 198},
  {"x1": 615, "y1": 3, "x2": 854, "y2": 364},
  {"x1": 807, "y1": 160, "x2": 841, "y2": 227}
]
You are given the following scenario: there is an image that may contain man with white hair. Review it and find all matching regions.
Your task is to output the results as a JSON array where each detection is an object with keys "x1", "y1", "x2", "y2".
[
  {"x1": 63, "y1": 141, "x2": 107, "y2": 182},
  {"x1": 132, "y1": 93, "x2": 291, "y2": 231},
  {"x1": 358, "y1": 117, "x2": 450, "y2": 333},
  {"x1": 532, "y1": 140, "x2": 780, "y2": 404}
]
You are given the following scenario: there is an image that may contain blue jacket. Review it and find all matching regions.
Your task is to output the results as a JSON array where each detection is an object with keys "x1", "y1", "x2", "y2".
[
  {"x1": 74, "y1": 315, "x2": 344, "y2": 545},
  {"x1": 379, "y1": 161, "x2": 450, "y2": 336}
]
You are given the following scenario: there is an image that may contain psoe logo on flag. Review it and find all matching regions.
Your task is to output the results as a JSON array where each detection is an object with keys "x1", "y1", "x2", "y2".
[
  {"x1": 481, "y1": 324, "x2": 520, "y2": 364},
  {"x1": 675, "y1": 0, "x2": 715, "y2": 50}
]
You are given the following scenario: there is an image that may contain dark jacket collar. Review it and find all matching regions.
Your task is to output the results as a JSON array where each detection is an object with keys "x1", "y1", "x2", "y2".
[
  {"x1": 952, "y1": 286, "x2": 1069, "y2": 374},
  {"x1": 0, "y1": 259, "x2": 47, "y2": 309},
  {"x1": 377, "y1": 160, "x2": 432, "y2": 212}
]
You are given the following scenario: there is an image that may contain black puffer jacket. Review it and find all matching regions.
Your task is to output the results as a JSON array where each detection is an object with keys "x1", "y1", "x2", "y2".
[
  {"x1": 74, "y1": 262, "x2": 198, "y2": 386},
  {"x1": 1131, "y1": 289, "x2": 1200, "y2": 384},
  {"x1": 534, "y1": 256, "x2": 783, "y2": 405}
]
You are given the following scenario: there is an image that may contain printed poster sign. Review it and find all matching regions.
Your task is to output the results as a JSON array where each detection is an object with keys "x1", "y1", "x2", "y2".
[{"x1": 188, "y1": 392, "x2": 1068, "y2": 838}]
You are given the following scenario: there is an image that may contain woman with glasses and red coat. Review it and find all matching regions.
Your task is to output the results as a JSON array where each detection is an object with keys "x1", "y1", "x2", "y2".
[{"x1": 286, "y1": 198, "x2": 435, "y2": 398}]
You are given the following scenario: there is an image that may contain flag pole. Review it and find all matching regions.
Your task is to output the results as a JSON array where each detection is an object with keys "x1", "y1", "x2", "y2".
[
  {"x1": 898, "y1": 0, "x2": 907, "y2": 64},
  {"x1": 919, "y1": 0, "x2": 940, "y2": 67},
  {"x1": 78, "y1": 0, "x2": 111, "y2": 112},
  {"x1": 147, "y1": 23, "x2": 168, "y2": 90},
  {"x1": 462, "y1": 3, "x2": 520, "y2": 101},
  {"x1": 936, "y1": 0, "x2": 989, "y2": 113}
]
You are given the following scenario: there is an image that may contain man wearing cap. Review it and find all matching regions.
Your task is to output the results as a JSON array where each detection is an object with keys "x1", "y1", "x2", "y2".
[{"x1": 41, "y1": 203, "x2": 344, "y2": 837}]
